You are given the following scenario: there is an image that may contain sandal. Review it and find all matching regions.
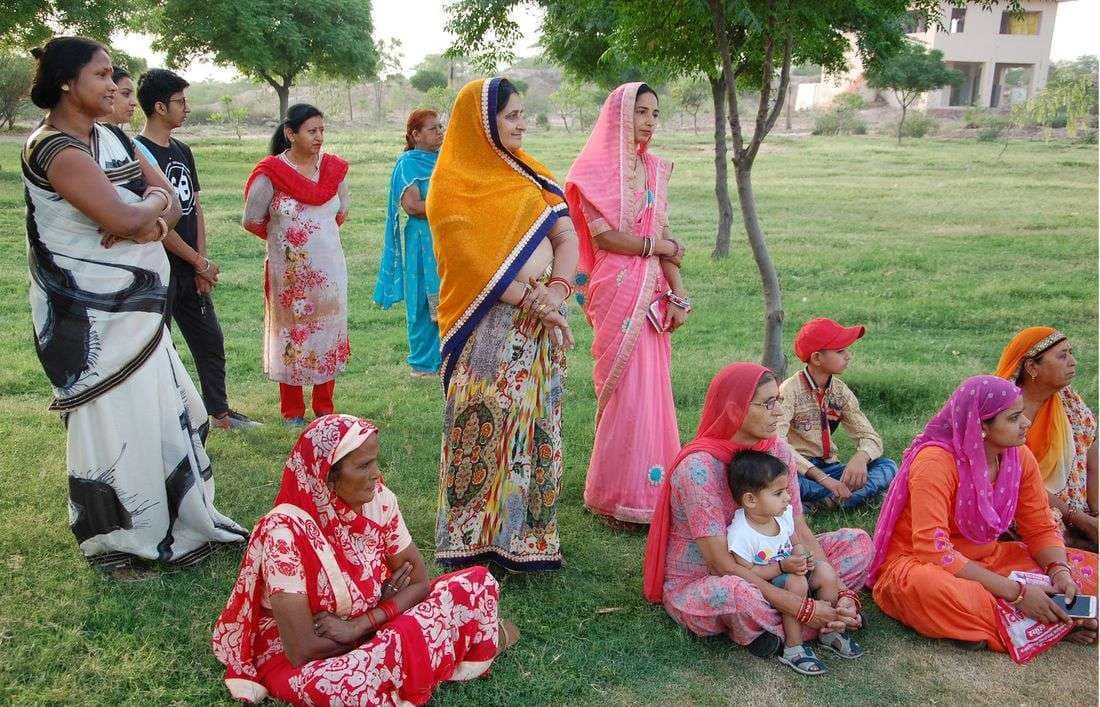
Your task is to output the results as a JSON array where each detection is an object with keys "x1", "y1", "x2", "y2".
[
  {"x1": 818, "y1": 630, "x2": 865, "y2": 659},
  {"x1": 497, "y1": 618, "x2": 521, "y2": 652},
  {"x1": 777, "y1": 645, "x2": 827, "y2": 676},
  {"x1": 747, "y1": 631, "x2": 781, "y2": 658}
]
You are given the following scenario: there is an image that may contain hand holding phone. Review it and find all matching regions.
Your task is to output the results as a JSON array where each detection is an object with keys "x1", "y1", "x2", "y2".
[{"x1": 1053, "y1": 593, "x2": 1097, "y2": 619}]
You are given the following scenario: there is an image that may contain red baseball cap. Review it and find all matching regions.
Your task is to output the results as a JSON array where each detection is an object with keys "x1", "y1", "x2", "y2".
[{"x1": 793, "y1": 318, "x2": 866, "y2": 363}]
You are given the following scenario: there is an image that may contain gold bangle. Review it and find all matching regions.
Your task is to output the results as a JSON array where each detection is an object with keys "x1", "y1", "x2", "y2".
[{"x1": 155, "y1": 217, "x2": 168, "y2": 242}]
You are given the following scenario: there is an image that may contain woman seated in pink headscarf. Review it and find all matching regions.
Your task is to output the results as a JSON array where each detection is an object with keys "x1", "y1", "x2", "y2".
[
  {"x1": 212, "y1": 415, "x2": 518, "y2": 705},
  {"x1": 643, "y1": 363, "x2": 873, "y2": 667},
  {"x1": 564, "y1": 82, "x2": 688, "y2": 530}
]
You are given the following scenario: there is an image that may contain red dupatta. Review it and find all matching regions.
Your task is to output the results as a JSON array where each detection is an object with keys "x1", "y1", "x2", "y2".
[
  {"x1": 243, "y1": 152, "x2": 349, "y2": 239},
  {"x1": 643, "y1": 363, "x2": 777, "y2": 603},
  {"x1": 212, "y1": 415, "x2": 435, "y2": 704}
]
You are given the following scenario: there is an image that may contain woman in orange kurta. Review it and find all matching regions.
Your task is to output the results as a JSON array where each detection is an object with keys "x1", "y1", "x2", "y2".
[{"x1": 868, "y1": 376, "x2": 1097, "y2": 655}]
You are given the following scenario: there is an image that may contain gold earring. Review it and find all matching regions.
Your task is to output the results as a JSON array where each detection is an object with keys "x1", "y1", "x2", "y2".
[
  {"x1": 981, "y1": 431, "x2": 987, "y2": 438},
  {"x1": 61, "y1": 85, "x2": 70, "y2": 91}
]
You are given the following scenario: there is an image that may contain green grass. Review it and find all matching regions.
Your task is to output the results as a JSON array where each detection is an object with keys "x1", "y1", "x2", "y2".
[{"x1": 0, "y1": 128, "x2": 1096, "y2": 705}]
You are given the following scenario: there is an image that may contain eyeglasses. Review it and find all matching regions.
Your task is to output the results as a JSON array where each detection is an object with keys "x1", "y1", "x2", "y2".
[
  {"x1": 750, "y1": 396, "x2": 784, "y2": 411},
  {"x1": 167, "y1": 97, "x2": 188, "y2": 107}
]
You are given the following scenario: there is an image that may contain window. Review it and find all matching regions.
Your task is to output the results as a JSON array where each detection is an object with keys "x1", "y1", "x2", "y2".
[
  {"x1": 949, "y1": 7, "x2": 966, "y2": 33},
  {"x1": 903, "y1": 10, "x2": 927, "y2": 34},
  {"x1": 1000, "y1": 11, "x2": 1041, "y2": 35}
]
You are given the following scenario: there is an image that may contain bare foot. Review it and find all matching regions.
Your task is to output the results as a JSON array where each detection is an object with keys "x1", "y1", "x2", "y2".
[{"x1": 1066, "y1": 618, "x2": 1098, "y2": 645}]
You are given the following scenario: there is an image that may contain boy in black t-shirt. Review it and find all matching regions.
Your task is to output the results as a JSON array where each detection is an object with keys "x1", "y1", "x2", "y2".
[{"x1": 136, "y1": 69, "x2": 259, "y2": 430}]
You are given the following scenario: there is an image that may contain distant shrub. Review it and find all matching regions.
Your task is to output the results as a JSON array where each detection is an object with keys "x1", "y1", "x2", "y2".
[
  {"x1": 963, "y1": 106, "x2": 991, "y2": 128},
  {"x1": 977, "y1": 122, "x2": 1005, "y2": 141},
  {"x1": 1078, "y1": 129, "x2": 1098, "y2": 145},
  {"x1": 535, "y1": 112, "x2": 549, "y2": 130},
  {"x1": 812, "y1": 107, "x2": 867, "y2": 135},
  {"x1": 896, "y1": 112, "x2": 939, "y2": 138},
  {"x1": 833, "y1": 92, "x2": 865, "y2": 111}
]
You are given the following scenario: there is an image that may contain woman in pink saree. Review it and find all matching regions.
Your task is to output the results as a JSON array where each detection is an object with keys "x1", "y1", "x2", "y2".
[{"x1": 565, "y1": 83, "x2": 690, "y2": 528}]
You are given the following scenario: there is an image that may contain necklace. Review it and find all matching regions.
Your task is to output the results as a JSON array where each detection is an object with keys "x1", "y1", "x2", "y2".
[{"x1": 283, "y1": 150, "x2": 320, "y2": 178}]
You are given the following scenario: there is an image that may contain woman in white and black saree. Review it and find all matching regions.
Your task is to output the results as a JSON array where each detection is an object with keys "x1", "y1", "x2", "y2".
[{"x1": 22, "y1": 37, "x2": 245, "y2": 575}]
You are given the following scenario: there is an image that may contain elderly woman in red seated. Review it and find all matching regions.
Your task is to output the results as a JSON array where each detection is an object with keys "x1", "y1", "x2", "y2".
[
  {"x1": 869, "y1": 376, "x2": 1097, "y2": 660},
  {"x1": 212, "y1": 415, "x2": 516, "y2": 705}
]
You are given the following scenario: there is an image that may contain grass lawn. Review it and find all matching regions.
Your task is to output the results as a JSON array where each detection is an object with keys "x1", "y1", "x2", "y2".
[{"x1": 0, "y1": 127, "x2": 1096, "y2": 705}]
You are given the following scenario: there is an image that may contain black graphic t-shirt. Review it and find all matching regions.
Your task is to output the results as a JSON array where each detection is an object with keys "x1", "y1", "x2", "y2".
[{"x1": 135, "y1": 135, "x2": 201, "y2": 274}]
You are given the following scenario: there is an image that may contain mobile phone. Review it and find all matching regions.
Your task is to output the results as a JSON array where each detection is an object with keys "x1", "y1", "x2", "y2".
[
  {"x1": 1052, "y1": 593, "x2": 1097, "y2": 619},
  {"x1": 646, "y1": 298, "x2": 666, "y2": 332}
]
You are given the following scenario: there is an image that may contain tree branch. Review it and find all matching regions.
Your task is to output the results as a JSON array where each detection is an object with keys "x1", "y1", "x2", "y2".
[
  {"x1": 759, "y1": 32, "x2": 793, "y2": 149},
  {"x1": 708, "y1": 0, "x2": 746, "y2": 163},
  {"x1": 749, "y1": 2, "x2": 778, "y2": 164}
]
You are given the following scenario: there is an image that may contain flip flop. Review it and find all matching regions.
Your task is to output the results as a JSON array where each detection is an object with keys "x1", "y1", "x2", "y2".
[
  {"x1": 778, "y1": 646, "x2": 827, "y2": 676},
  {"x1": 497, "y1": 618, "x2": 521, "y2": 652}
]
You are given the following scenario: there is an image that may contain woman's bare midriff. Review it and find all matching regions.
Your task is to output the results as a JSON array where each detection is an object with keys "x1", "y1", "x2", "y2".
[{"x1": 516, "y1": 238, "x2": 554, "y2": 283}]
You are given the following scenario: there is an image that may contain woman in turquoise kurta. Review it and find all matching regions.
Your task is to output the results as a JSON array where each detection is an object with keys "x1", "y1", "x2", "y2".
[{"x1": 374, "y1": 110, "x2": 445, "y2": 376}]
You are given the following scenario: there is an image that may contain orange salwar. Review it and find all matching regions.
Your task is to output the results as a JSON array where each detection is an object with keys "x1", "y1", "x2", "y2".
[{"x1": 873, "y1": 446, "x2": 1098, "y2": 651}]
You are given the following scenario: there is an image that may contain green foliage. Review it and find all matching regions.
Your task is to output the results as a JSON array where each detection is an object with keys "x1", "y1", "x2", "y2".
[
  {"x1": 892, "y1": 111, "x2": 938, "y2": 138},
  {"x1": 0, "y1": 51, "x2": 34, "y2": 130},
  {"x1": 410, "y1": 68, "x2": 448, "y2": 94},
  {"x1": 1012, "y1": 57, "x2": 1097, "y2": 140},
  {"x1": 833, "y1": 92, "x2": 866, "y2": 111},
  {"x1": 535, "y1": 112, "x2": 550, "y2": 130},
  {"x1": 149, "y1": 0, "x2": 378, "y2": 119},
  {"x1": 963, "y1": 106, "x2": 991, "y2": 129},
  {"x1": 423, "y1": 85, "x2": 458, "y2": 116},
  {"x1": 548, "y1": 79, "x2": 604, "y2": 132},
  {"x1": 864, "y1": 41, "x2": 963, "y2": 109},
  {"x1": 510, "y1": 78, "x2": 529, "y2": 95},
  {"x1": 812, "y1": 106, "x2": 867, "y2": 136},
  {"x1": 977, "y1": 121, "x2": 1007, "y2": 142},
  {"x1": 0, "y1": 0, "x2": 136, "y2": 46}
]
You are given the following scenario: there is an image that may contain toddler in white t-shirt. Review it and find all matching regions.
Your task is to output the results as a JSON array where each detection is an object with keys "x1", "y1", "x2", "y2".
[{"x1": 726, "y1": 450, "x2": 863, "y2": 676}]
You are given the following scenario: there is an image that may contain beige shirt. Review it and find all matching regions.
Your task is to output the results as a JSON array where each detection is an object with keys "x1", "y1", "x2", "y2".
[{"x1": 777, "y1": 369, "x2": 884, "y2": 474}]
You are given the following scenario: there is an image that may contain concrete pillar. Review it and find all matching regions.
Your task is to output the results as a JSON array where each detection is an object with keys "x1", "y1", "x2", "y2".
[{"x1": 979, "y1": 60, "x2": 996, "y2": 108}]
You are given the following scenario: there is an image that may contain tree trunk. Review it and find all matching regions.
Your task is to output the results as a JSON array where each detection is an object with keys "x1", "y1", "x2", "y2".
[
  {"x1": 375, "y1": 83, "x2": 383, "y2": 121},
  {"x1": 276, "y1": 83, "x2": 290, "y2": 121},
  {"x1": 898, "y1": 96, "x2": 906, "y2": 145},
  {"x1": 709, "y1": 75, "x2": 734, "y2": 259},
  {"x1": 785, "y1": 84, "x2": 792, "y2": 132},
  {"x1": 733, "y1": 163, "x2": 785, "y2": 374},
  {"x1": 348, "y1": 84, "x2": 354, "y2": 122},
  {"x1": 692, "y1": 113, "x2": 698, "y2": 134}
]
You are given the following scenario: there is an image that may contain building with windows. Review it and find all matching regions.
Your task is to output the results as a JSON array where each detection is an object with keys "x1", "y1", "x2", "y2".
[
  {"x1": 796, "y1": 1, "x2": 1063, "y2": 111},
  {"x1": 905, "y1": 0, "x2": 1061, "y2": 108}
]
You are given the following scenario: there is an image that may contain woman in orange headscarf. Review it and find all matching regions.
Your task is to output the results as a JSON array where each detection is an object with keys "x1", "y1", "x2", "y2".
[
  {"x1": 995, "y1": 327, "x2": 1097, "y2": 549},
  {"x1": 427, "y1": 78, "x2": 578, "y2": 572}
]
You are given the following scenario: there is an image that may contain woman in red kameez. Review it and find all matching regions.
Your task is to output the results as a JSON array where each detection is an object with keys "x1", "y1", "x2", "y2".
[{"x1": 212, "y1": 415, "x2": 516, "y2": 705}]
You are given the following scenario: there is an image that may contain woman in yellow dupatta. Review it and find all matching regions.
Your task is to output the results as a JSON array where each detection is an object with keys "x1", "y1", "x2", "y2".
[
  {"x1": 995, "y1": 327, "x2": 1097, "y2": 548},
  {"x1": 428, "y1": 78, "x2": 578, "y2": 572}
]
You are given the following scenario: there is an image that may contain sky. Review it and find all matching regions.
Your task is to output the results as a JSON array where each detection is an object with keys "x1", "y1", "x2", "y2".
[{"x1": 116, "y1": 0, "x2": 1097, "y2": 83}]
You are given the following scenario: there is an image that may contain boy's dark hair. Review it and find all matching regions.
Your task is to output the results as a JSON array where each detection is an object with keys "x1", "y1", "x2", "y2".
[
  {"x1": 137, "y1": 68, "x2": 189, "y2": 117},
  {"x1": 728, "y1": 450, "x2": 788, "y2": 505}
]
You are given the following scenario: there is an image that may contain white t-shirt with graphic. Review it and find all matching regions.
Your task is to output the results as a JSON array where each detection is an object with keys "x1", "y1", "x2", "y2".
[{"x1": 727, "y1": 506, "x2": 795, "y2": 565}]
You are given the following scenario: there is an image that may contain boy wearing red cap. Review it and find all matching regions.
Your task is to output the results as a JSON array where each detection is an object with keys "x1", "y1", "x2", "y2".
[{"x1": 777, "y1": 318, "x2": 897, "y2": 510}]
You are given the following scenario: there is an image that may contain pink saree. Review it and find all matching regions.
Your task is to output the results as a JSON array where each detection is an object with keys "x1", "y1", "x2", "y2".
[{"x1": 565, "y1": 82, "x2": 681, "y2": 524}]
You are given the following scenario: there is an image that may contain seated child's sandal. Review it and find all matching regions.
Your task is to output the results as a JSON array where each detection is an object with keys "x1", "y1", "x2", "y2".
[
  {"x1": 777, "y1": 645, "x2": 828, "y2": 676},
  {"x1": 817, "y1": 630, "x2": 865, "y2": 659}
]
